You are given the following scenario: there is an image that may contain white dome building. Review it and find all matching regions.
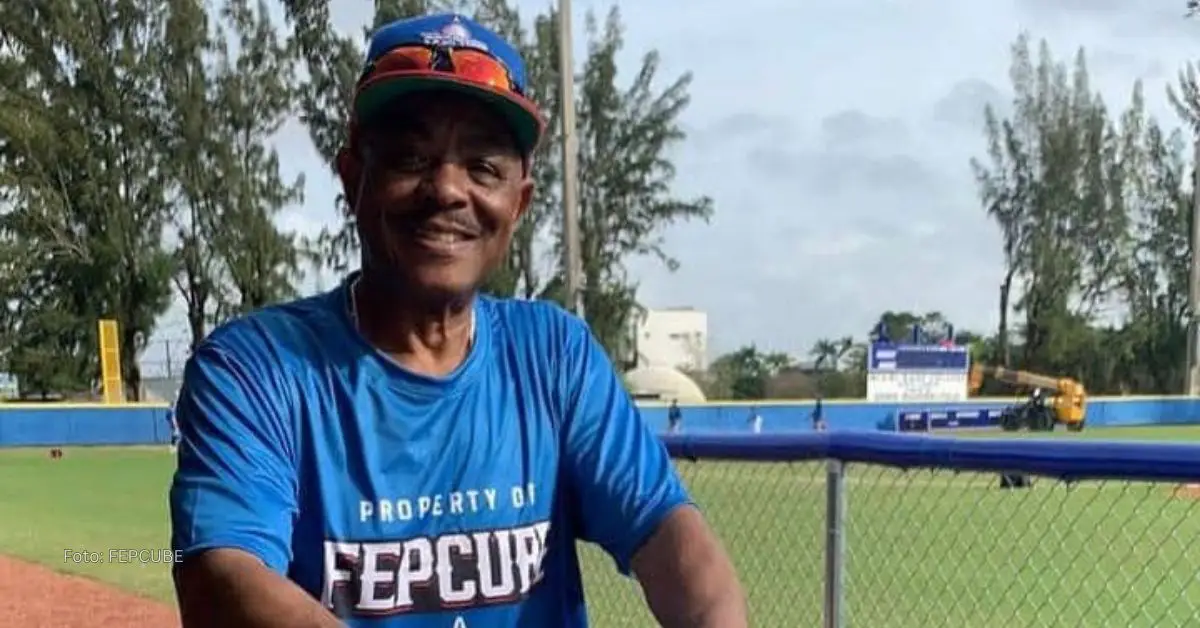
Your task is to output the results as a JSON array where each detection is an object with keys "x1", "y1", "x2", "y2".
[{"x1": 623, "y1": 366, "x2": 707, "y2": 404}]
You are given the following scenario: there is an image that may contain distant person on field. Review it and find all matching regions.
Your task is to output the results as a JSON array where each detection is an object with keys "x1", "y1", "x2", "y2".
[
  {"x1": 747, "y1": 406, "x2": 763, "y2": 434},
  {"x1": 668, "y1": 399, "x2": 684, "y2": 434},
  {"x1": 812, "y1": 396, "x2": 827, "y2": 432},
  {"x1": 166, "y1": 13, "x2": 744, "y2": 628}
]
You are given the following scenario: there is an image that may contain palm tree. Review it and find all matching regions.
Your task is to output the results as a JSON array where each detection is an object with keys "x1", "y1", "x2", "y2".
[
  {"x1": 809, "y1": 339, "x2": 840, "y2": 371},
  {"x1": 834, "y1": 336, "x2": 855, "y2": 368}
]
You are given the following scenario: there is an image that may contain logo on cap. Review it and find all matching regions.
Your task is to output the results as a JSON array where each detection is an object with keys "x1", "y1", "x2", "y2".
[{"x1": 420, "y1": 16, "x2": 489, "y2": 51}]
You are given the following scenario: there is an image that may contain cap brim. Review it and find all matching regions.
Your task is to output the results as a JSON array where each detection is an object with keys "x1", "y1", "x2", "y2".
[{"x1": 355, "y1": 71, "x2": 545, "y2": 154}]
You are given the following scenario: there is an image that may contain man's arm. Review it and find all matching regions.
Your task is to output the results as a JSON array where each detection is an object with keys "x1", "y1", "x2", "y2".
[
  {"x1": 631, "y1": 506, "x2": 747, "y2": 628},
  {"x1": 555, "y1": 313, "x2": 747, "y2": 627},
  {"x1": 175, "y1": 549, "x2": 342, "y2": 628},
  {"x1": 169, "y1": 341, "x2": 341, "y2": 628}
]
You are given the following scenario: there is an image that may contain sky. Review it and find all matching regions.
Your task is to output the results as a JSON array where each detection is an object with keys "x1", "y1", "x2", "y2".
[{"x1": 142, "y1": 0, "x2": 1200, "y2": 374}]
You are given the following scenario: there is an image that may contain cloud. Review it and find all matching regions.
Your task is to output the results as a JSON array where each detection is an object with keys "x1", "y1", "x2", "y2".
[
  {"x1": 793, "y1": 230, "x2": 880, "y2": 258},
  {"x1": 708, "y1": 112, "x2": 795, "y2": 139},
  {"x1": 819, "y1": 110, "x2": 909, "y2": 147},
  {"x1": 690, "y1": 112, "x2": 798, "y2": 152},
  {"x1": 1090, "y1": 49, "x2": 1168, "y2": 82},
  {"x1": 1013, "y1": 0, "x2": 1195, "y2": 40},
  {"x1": 1014, "y1": 0, "x2": 1130, "y2": 17},
  {"x1": 745, "y1": 146, "x2": 938, "y2": 200},
  {"x1": 932, "y1": 79, "x2": 1008, "y2": 131}
]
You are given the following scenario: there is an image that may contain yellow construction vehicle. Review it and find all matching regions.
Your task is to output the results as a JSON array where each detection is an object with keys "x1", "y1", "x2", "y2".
[{"x1": 968, "y1": 364, "x2": 1087, "y2": 432}]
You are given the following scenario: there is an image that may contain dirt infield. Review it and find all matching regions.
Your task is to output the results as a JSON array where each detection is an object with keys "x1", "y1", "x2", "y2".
[
  {"x1": 0, "y1": 555, "x2": 179, "y2": 627},
  {"x1": 1173, "y1": 483, "x2": 1200, "y2": 499}
]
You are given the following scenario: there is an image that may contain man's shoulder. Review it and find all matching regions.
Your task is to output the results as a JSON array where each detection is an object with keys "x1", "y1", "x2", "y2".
[
  {"x1": 480, "y1": 295, "x2": 588, "y2": 341},
  {"x1": 478, "y1": 296, "x2": 600, "y2": 385},
  {"x1": 196, "y1": 290, "x2": 344, "y2": 367}
]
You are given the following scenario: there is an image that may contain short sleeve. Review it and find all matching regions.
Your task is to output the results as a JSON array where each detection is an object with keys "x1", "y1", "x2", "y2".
[
  {"x1": 557, "y1": 317, "x2": 691, "y2": 575},
  {"x1": 169, "y1": 342, "x2": 299, "y2": 574}
]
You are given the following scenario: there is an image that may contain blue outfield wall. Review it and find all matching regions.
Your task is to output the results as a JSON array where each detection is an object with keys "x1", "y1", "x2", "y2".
[
  {"x1": 0, "y1": 403, "x2": 172, "y2": 447},
  {"x1": 4, "y1": 396, "x2": 1200, "y2": 447}
]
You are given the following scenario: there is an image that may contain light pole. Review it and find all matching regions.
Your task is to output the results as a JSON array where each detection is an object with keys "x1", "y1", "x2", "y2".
[{"x1": 558, "y1": 0, "x2": 583, "y2": 317}]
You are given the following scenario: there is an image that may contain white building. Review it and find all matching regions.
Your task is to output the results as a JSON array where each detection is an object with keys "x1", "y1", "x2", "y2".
[{"x1": 634, "y1": 307, "x2": 709, "y2": 371}]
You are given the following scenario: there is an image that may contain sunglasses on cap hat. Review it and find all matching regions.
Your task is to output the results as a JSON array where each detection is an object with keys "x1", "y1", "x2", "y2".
[{"x1": 361, "y1": 45, "x2": 525, "y2": 97}]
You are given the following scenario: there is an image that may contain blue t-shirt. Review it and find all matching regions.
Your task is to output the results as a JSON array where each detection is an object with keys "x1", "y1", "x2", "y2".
[{"x1": 168, "y1": 277, "x2": 690, "y2": 626}]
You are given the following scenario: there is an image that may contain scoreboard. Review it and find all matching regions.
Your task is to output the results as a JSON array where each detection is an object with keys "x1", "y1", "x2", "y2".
[{"x1": 866, "y1": 342, "x2": 970, "y2": 403}]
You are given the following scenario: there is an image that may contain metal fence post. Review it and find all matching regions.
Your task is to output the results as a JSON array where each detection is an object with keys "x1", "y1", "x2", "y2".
[{"x1": 824, "y1": 459, "x2": 845, "y2": 628}]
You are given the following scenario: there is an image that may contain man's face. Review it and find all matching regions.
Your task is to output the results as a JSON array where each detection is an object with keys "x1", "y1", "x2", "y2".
[{"x1": 340, "y1": 90, "x2": 533, "y2": 300}]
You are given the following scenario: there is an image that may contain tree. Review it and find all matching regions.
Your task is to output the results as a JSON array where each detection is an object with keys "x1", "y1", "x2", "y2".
[
  {"x1": 161, "y1": 0, "x2": 305, "y2": 349},
  {"x1": 709, "y1": 346, "x2": 790, "y2": 400},
  {"x1": 570, "y1": 7, "x2": 713, "y2": 360},
  {"x1": 1116, "y1": 115, "x2": 1192, "y2": 392},
  {"x1": 971, "y1": 34, "x2": 1132, "y2": 375},
  {"x1": 0, "y1": 1, "x2": 178, "y2": 398},
  {"x1": 809, "y1": 339, "x2": 839, "y2": 370},
  {"x1": 206, "y1": 0, "x2": 306, "y2": 319},
  {"x1": 160, "y1": 0, "x2": 223, "y2": 350}
]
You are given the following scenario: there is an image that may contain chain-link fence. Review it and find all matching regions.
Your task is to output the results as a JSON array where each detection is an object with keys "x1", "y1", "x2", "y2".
[
  {"x1": 581, "y1": 459, "x2": 827, "y2": 626},
  {"x1": 580, "y1": 432, "x2": 1200, "y2": 627}
]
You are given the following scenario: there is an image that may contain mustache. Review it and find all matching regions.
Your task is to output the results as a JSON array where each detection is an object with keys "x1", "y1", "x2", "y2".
[{"x1": 390, "y1": 204, "x2": 487, "y2": 235}]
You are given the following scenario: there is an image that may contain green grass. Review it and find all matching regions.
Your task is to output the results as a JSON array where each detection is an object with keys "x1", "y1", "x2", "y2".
[
  {"x1": 0, "y1": 447, "x2": 177, "y2": 602},
  {"x1": 3, "y1": 426, "x2": 1200, "y2": 626}
]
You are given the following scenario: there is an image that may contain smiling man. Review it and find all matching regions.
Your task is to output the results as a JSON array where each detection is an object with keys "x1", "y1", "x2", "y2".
[{"x1": 167, "y1": 12, "x2": 746, "y2": 628}]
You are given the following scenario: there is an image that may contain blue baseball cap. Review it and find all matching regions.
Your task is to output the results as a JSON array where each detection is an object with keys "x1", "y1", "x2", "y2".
[{"x1": 354, "y1": 13, "x2": 545, "y2": 155}]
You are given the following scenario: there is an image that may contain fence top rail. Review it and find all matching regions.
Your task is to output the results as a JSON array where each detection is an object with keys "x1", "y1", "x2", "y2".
[{"x1": 662, "y1": 431, "x2": 1200, "y2": 483}]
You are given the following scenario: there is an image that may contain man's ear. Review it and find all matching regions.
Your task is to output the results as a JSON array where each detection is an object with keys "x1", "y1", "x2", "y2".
[
  {"x1": 336, "y1": 146, "x2": 362, "y2": 213},
  {"x1": 515, "y1": 177, "x2": 534, "y2": 221}
]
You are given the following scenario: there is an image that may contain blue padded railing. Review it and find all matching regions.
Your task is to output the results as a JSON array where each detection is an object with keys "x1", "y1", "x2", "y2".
[{"x1": 660, "y1": 431, "x2": 1200, "y2": 483}]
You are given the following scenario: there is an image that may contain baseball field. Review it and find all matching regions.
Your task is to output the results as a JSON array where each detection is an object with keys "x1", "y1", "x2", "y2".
[{"x1": 2, "y1": 425, "x2": 1199, "y2": 627}]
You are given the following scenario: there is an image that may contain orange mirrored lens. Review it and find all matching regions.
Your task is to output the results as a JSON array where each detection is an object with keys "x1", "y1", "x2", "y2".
[
  {"x1": 368, "y1": 46, "x2": 514, "y2": 94},
  {"x1": 372, "y1": 47, "x2": 433, "y2": 73},
  {"x1": 447, "y1": 49, "x2": 510, "y2": 91}
]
